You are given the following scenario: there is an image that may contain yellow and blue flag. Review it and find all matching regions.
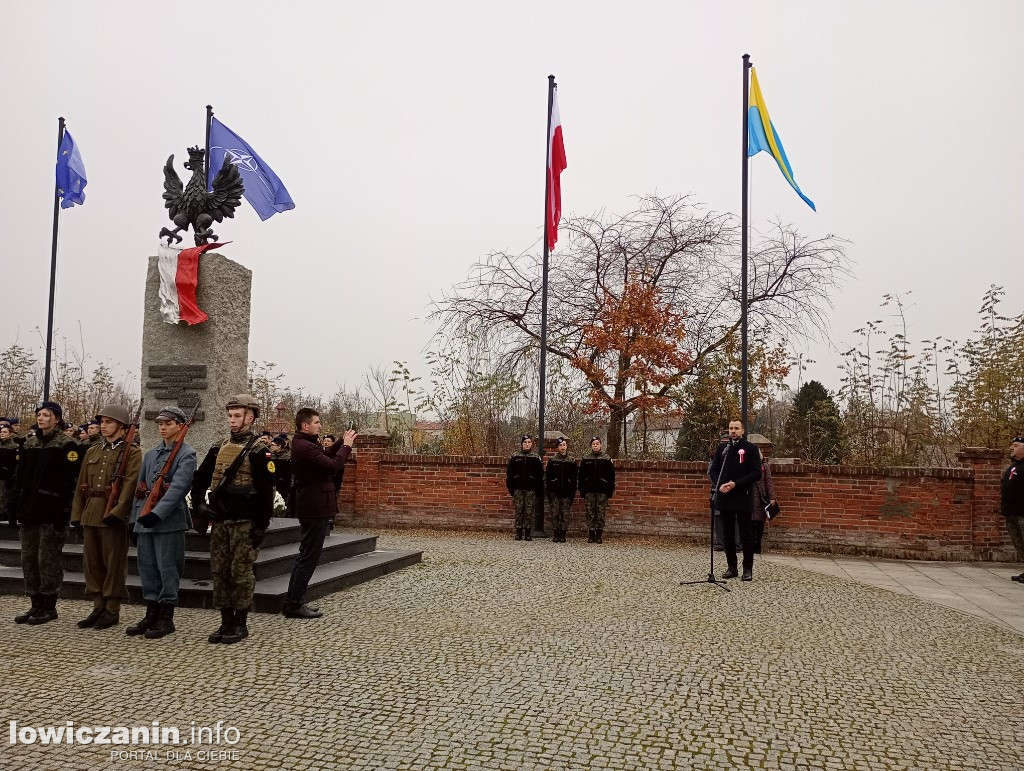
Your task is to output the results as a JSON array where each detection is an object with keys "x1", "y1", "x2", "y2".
[{"x1": 747, "y1": 68, "x2": 815, "y2": 211}]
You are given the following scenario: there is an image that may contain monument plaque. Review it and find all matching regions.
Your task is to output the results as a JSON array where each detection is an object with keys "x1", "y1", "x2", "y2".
[{"x1": 140, "y1": 252, "x2": 251, "y2": 452}]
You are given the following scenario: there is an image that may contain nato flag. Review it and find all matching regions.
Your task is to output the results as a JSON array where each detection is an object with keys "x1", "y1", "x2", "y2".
[
  {"x1": 56, "y1": 130, "x2": 87, "y2": 208},
  {"x1": 207, "y1": 117, "x2": 294, "y2": 221}
]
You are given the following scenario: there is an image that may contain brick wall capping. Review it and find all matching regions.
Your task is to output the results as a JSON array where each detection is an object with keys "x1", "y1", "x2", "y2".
[{"x1": 772, "y1": 463, "x2": 973, "y2": 480}]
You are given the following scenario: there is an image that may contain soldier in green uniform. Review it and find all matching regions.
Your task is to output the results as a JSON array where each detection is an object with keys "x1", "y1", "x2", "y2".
[
  {"x1": 0, "y1": 423, "x2": 19, "y2": 526},
  {"x1": 10, "y1": 401, "x2": 83, "y2": 624},
  {"x1": 191, "y1": 394, "x2": 275, "y2": 644},
  {"x1": 545, "y1": 436, "x2": 578, "y2": 543},
  {"x1": 506, "y1": 435, "x2": 543, "y2": 541},
  {"x1": 85, "y1": 418, "x2": 102, "y2": 447},
  {"x1": 578, "y1": 437, "x2": 615, "y2": 544},
  {"x1": 69, "y1": 405, "x2": 142, "y2": 630}
]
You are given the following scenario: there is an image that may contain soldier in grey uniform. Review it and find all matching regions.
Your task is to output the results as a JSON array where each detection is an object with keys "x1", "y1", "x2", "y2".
[
  {"x1": 10, "y1": 401, "x2": 82, "y2": 624},
  {"x1": 506, "y1": 435, "x2": 543, "y2": 541},
  {"x1": 545, "y1": 437, "x2": 578, "y2": 543},
  {"x1": 191, "y1": 395, "x2": 275, "y2": 644},
  {"x1": 69, "y1": 404, "x2": 142, "y2": 629},
  {"x1": 127, "y1": 406, "x2": 197, "y2": 639},
  {"x1": 578, "y1": 437, "x2": 615, "y2": 544}
]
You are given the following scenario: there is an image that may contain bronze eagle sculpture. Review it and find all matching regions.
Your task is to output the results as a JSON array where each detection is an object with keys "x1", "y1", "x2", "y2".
[{"x1": 159, "y1": 146, "x2": 245, "y2": 246}]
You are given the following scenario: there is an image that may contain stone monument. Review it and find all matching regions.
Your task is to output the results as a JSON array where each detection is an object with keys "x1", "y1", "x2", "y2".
[{"x1": 139, "y1": 253, "x2": 251, "y2": 452}]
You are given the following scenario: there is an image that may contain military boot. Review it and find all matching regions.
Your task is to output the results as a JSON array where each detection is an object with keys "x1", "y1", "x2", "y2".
[
  {"x1": 15, "y1": 595, "x2": 42, "y2": 624},
  {"x1": 208, "y1": 608, "x2": 234, "y2": 644},
  {"x1": 595, "y1": 529, "x2": 603, "y2": 544},
  {"x1": 523, "y1": 528, "x2": 532, "y2": 542},
  {"x1": 558, "y1": 529, "x2": 567, "y2": 543},
  {"x1": 145, "y1": 604, "x2": 176, "y2": 639},
  {"x1": 126, "y1": 601, "x2": 159, "y2": 636},
  {"x1": 587, "y1": 529, "x2": 595, "y2": 543},
  {"x1": 514, "y1": 528, "x2": 523, "y2": 541},
  {"x1": 78, "y1": 605, "x2": 105, "y2": 629},
  {"x1": 222, "y1": 609, "x2": 249, "y2": 644},
  {"x1": 26, "y1": 594, "x2": 58, "y2": 625}
]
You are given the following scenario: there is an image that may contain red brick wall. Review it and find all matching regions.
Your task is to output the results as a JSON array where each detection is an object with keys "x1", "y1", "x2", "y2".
[{"x1": 335, "y1": 439, "x2": 1015, "y2": 561}]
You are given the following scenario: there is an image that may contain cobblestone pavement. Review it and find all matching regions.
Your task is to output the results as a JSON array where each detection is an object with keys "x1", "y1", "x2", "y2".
[
  {"x1": 2, "y1": 530, "x2": 1023, "y2": 771},
  {"x1": 763, "y1": 553, "x2": 1024, "y2": 634}
]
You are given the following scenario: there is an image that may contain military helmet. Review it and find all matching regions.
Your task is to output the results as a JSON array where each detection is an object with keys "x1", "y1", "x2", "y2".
[
  {"x1": 225, "y1": 393, "x2": 260, "y2": 419},
  {"x1": 96, "y1": 404, "x2": 131, "y2": 425}
]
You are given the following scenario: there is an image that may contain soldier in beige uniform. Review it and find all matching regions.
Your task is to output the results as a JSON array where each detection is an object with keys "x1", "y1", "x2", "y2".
[{"x1": 70, "y1": 405, "x2": 142, "y2": 629}]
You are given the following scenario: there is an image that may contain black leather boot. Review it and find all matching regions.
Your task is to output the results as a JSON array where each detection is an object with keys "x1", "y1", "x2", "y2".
[
  {"x1": 26, "y1": 594, "x2": 58, "y2": 625},
  {"x1": 15, "y1": 595, "x2": 41, "y2": 624},
  {"x1": 514, "y1": 528, "x2": 523, "y2": 541},
  {"x1": 587, "y1": 529, "x2": 595, "y2": 543},
  {"x1": 145, "y1": 604, "x2": 176, "y2": 639},
  {"x1": 126, "y1": 601, "x2": 159, "y2": 636},
  {"x1": 523, "y1": 528, "x2": 532, "y2": 542},
  {"x1": 77, "y1": 605, "x2": 105, "y2": 629},
  {"x1": 208, "y1": 608, "x2": 234, "y2": 644},
  {"x1": 596, "y1": 529, "x2": 603, "y2": 544},
  {"x1": 93, "y1": 609, "x2": 120, "y2": 630},
  {"x1": 222, "y1": 609, "x2": 249, "y2": 644}
]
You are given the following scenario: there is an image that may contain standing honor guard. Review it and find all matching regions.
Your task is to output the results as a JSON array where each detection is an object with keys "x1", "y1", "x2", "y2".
[
  {"x1": 545, "y1": 436, "x2": 577, "y2": 543},
  {"x1": 506, "y1": 435, "x2": 543, "y2": 541},
  {"x1": 11, "y1": 401, "x2": 82, "y2": 624},
  {"x1": 127, "y1": 406, "x2": 197, "y2": 638},
  {"x1": 578, "y1": 437, "x2": 615, "y2": 544},
  {"x1": 0, "y1": 422, "x2": 18, "y2": 526},
  {"x1": 69, "y1": 404, "x2": 142, "y2": 629},
  {"x1": 191, "y1": 395, "x2": 275, "y2": 644}
]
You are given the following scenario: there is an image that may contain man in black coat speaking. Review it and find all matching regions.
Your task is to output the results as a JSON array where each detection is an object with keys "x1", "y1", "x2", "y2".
[
  {"x1": 708, "y1": 418, "x2": 762, "y2": 582},
  {"x1": 283, "y1": 408, "x2": 356, "y2": 618}
]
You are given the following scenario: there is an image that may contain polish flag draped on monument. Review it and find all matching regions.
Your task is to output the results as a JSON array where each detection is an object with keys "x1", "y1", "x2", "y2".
[
  {"x1": 156, "y1": 242, "x2": 227, "y2": 325},
  {"x1": 546, "y1": 89, "x2": 567, "y2": 251}
]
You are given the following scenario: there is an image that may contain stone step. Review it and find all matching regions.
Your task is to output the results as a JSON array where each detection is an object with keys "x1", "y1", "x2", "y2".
[
  {"x1": 0, "y1": 548, "x2": 422, "y2": 614},
  {"x1": 0, "y1": 517, "x2": 306, "y2": 552},
  {"x1": 0, "y1": 533, "x2": 378, "y2": 582}
]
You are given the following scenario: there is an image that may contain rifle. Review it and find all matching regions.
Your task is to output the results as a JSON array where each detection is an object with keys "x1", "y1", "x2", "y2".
[
  {"x1": 101, "y1": 401, "x2": 143, "y2": 519},
  {"x1": 138, "y1": 401, "x2": 201, "y2": 519}
]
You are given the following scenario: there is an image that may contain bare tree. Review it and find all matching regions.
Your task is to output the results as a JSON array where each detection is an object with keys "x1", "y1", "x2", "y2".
[{"x1": 432, "y1": 194, "x2": 849, "y2": 457}]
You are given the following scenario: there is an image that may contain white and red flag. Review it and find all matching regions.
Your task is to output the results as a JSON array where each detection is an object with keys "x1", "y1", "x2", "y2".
[
  {"x1": 546, "y1": 89, "x2": 567, "y2": 251},
  {"x1": 156, "y1": 242, "x2": 227, "y2": 325}
]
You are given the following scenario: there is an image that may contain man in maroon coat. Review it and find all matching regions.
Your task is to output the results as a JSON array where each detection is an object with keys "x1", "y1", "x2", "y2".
[{"x1": 283, "y1": 408, "x2": 356, "y2": 618}]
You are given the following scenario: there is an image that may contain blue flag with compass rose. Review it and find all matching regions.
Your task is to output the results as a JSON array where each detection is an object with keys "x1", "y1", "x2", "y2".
[{"x1": 207, "y1": 117, "x2": 294, "y2": 221}]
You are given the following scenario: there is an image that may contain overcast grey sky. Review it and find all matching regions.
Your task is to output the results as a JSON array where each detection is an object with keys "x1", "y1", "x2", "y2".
[{"x1": 2, "y1": 1, "x2": 1021, "y2": 399}]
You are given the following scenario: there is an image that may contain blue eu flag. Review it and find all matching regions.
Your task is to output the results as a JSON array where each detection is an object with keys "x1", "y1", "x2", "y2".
[
  {"x1": 56, "y1": 130, "x2": 87, "y2": 208},
  {"x1": 207, "y1": 117, "x2": 294, "y2": 221}
]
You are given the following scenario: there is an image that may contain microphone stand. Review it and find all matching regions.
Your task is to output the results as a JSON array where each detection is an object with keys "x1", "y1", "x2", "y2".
[{"x1": 681, "y1": 440, "x2": 731, "y2": 592}]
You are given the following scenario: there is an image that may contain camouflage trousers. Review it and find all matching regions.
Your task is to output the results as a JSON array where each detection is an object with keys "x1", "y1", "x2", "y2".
[
  {"x1": 210, "y1": 520, "x2": 258, "y2": 610},
  {"x1": 512, "y1": 490, "x2": 536, "y2": 529},
  {"x1": 584, "y1": 493, "x2": 609, "y2": 530},
  {"x1": 21, "y1": 523, "x2": 68, "y2": 596},
  {"x1": 546, "y1": 495, "x2": 573, "y2": 530}
]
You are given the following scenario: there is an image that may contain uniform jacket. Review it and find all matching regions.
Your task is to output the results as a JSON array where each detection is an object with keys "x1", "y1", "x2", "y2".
[
  {"x1": 506, "y1": 450, "x2": 543, "y2": 495},
  {"x1": 709, "y1": 437, "x2": 762, "y2": 513},
  {"x1": 0, "y1": 439, "x2": 18, "y2": 521},
  {"x1": 751, "y1": 459, "x2": 776, "y2": 522},
  {"x1": 578, "y1": 452, "x2": 615, "y2": 498},
  {"x1": 71, "y1": 437, "x2": 142, "y2": 526},
  {"x1": 271, "y1": 449, "x2": 293, "y2": 498},
  {"x1": 132, "y1": 440, "x2": 197, "y2": 533},
  {"x1": 10, "y1": 429, "x2": 82, "y2": 526},
  {"x1": 191, "y1": 430, "x2": 275, "y2": 529},
  {"x1": 290, "y1": 432, "x2": 351, "y2": 519},
  {"x1": 1001, "y1": 457, "x2": 1024, "y2": 517},
  {"x1": 545, "y1": 453, "x2": 578, "y2": 499}
]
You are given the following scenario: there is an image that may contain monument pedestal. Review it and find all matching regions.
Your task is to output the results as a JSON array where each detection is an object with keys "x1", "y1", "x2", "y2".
[{"x1": 140, "y1": 252, "x2": 251, "y2": 452}]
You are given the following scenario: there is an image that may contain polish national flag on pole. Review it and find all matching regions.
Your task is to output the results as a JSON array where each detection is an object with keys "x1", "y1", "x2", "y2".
[
  {"x1": 546, "y1": 89, "x2": 567, "y2": 251},
  {"x1": 156, "y1": 242, "x2": 226, "y2": 325}
]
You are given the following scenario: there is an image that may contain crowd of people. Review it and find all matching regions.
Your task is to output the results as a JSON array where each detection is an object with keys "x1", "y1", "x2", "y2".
[{"x1": 0, "y1": 396, "x2": 355, "y2": 642}]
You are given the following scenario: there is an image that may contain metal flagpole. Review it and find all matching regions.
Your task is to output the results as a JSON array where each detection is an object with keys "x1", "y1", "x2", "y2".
[
  {"x1": 535, "y1": 74, "x2": 556, "y2": 537},
  {"x1": 205, "y1": 104, "x2": 214, "y2": 188},
  {"x1": 740, "y1": 55, "x2": 751, "y2": 432},
  {"x1": 43, "y1": 116, "x2": 66, "y2": 401}
]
